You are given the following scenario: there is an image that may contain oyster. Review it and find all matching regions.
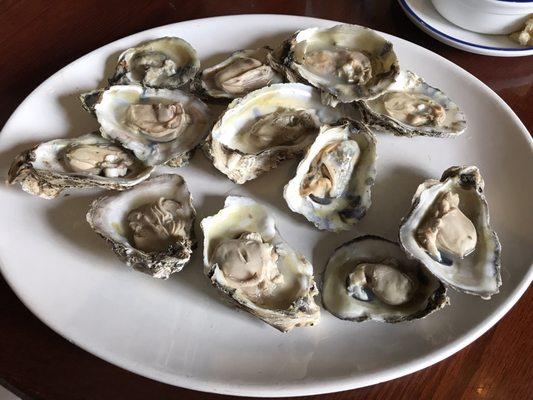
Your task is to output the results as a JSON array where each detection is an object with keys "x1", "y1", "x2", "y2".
[
  {"x1": 93, "y1": 85, "x2": 210, "y2": 166},
  {"x1": 509, "y1": 16, "x2": 533, "y2": 47},
  {"x1": 203, "y1": 83, "x2": 346, "y2": 184},
  {"x1": 322, "y1": 235, "x2": 448, "y2": 322},
  {"x1": 7, "y1": 133, "x2": 153, "y2": 199},
  {"x1": 193, "y1": 47, "x2": 283, "y2": 99},
  {"x1": 109, "y1": 37, "x2": 200, "y2": 89},
  {"x1": 399, "y1": 166, "x2": 501, "y2": 299},
  {"x1": 86, "y1": 174, "x2": 195, "y2": 279},
  {"x1": 201, "y1": 196, "x2": 320, "y2": 332},
  {"x1": 279, "y1": 24, "x2": 399, "y2": 104},
  {"x1": 284, "y1": 122, "x2": 377, "y2": 231},
  {"x1": 359, "y1": 70, "x2": 466, "y2": 137}
]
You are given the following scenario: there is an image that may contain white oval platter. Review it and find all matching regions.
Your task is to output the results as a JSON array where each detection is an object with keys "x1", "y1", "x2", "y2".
[{"x1": 0, "y1": 14, "x2": 531, "y2": 397}]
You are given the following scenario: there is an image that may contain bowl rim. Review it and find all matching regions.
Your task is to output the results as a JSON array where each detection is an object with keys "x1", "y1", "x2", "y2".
[
  {"x1": 404, "y1": 0, "x2": 533, "y2": 52},
  {"x1": 432, "y1": 0, "x2": 533, "y2": 11}
]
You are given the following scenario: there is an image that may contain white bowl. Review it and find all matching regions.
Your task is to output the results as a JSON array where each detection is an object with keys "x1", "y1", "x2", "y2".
[{"x1": 431, "y1": 0, "x2": 533, "y2": 35}]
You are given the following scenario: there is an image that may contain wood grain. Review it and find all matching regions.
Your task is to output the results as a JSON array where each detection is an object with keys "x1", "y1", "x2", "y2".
[{"x1": 0, "y1": 1, "x2": 531, "y2": 399}]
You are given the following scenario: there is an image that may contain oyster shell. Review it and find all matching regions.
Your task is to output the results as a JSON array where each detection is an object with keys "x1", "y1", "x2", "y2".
[
  {"x1": 193, "y1": 47, "x2": 283, "y2": 99},
  {"x1": 359, "y1": 70, "x2": 466, "y2": 137},
  {"x1": 109, "y1": 37, "x2": 200, "y2": 89},
  {"x1": 399, "y1": 166, "x2": 501, "y2": 299},
  {"x1": 279, "y1": 24, "x2": 399, "y2": 104},
  {"x1": 201, "y1": 196, "x2": 320, "y2": 332},
  {"x1": 284, "y1": 122, "x2": 377, "y2": 231},
  {"x1": 203, "y1": 83, "x2": 347, "y2": 184},
  {"x1": 7, "y1": 133, "x2": 153, "y2": 199},
  {"x1": 94, "y1": 85, "x2": 210, "y2": 166},
  {"x1": 86, "y1": 174, "x2": 196, "y2": 279},
  {"x1": 322, "y1": 235, "x2": 448, "y2": 322}
]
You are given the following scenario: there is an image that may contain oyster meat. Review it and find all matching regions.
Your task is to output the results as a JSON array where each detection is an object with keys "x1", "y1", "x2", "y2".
[
  {"x1": 399, "y1": 166, "x2": 501, "y2": 298},
  {"x1": 203, "y1": 83, "x2": 347, "y2": 184},
  {"x1": 93, "y1": 85, "x2": 210, "y2": 166},
  {"x1": 322, "y1": 235, "x2": 448, "y2": 322},
  {"x1": 509, "y1": 16, "x2": 533, "y2": 47},
  {"x1": 201, "y1": 196, "x2": 320, "y2": 332},
  {"x1": 109, "y1": 37, "x2": 200, "y2": 89},
  {"x1": 7, "y1": 133, "x2": 153, "y2": 199},
  {"x1": 87, "y1": 174, "x2": 196, "y2": 279},
  {"x1": 284, "y1": 122, "x2": 377, "y2": 231},
  {"x1": 279, "y1": 24, "x2": 399, "y2": 104},
  {"x1": 193, "y1": 47, "x2": 283, "y2": 99},
  {"x1": 359, "y1": 70, "x2": 466, "y2": 137}
]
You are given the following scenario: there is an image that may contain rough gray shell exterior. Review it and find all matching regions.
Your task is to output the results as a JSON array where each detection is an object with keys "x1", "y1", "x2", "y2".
[
  {"x1": 86, "y1": 174, "x2": 196, "y2": 279},
  {"x1": 322, "y1": 235, "x2": 449, "y2": 323},
  {"x1": 98, "y1": 231, "x2": 193, "y2": 279},
  {"x1": 90, "y1": 85, "x2": 211, "y2": 166},
  {"x1": 7, "y1": 133, "x2": 153, "y2": 199},
  {"x1": 277, "y1": 25, "x2": 400, "y2": 104},
  {"x1": 283, "y1": 121, "x2": 377, "y2": 232},
  {"x1": 202, "y1": 83, "x2": 347, "y2": 184},
  {"x1": 200, "y1": 196, "x2": 321, "y2": 332},
  {"x1": 108, "y1": 37, "x2": 200, "y2": 89},
  {"x1": 202, "y1": 134, "x2": 307, "y2": 185},
  {"x1": 205, "y1": 263, "x2": 320, "y2": 333},
  {"x1": 79, "y1": 89, "x2": 103, "y2": 115},
  {"x1": 191, "y1": 47, "x2": 284, "y2": 101},
  {"x1": 399, "y1": 166, "x2": 502, "y2": 299},
  {"x1": 357, "y1": 70, "x2": 467, "y2": 138},
  {"x1": 79, "y1": 88, "x2": 206, "y2": 168}
]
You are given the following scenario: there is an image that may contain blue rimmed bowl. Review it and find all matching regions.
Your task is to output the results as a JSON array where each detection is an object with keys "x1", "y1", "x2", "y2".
[{"x1": 431, "y1": 0, "x2": 533, "y2": 34}]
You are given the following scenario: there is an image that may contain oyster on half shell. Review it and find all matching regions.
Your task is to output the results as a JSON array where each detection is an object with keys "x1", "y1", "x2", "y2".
[
  {"x1": 201, "y1": 196, "x2": 320, "y2": 332},
  {"x1": 358, "y1": 70, "x2": 466, "y2": 137},
  {"x1": 87, "y1": 174, "x2": 196, "y2": 279},
  {"x1": 93, "y1": 85, "x2": 210, "y2": 166},
  {"x1": 284, "y1": 122, "x2": 377, "y2": 231},
  {"x1": 109, "y1": 37, "x2": 200, "y2": 89},
  {"x1": 7, "y1": 133, "x2": 153, "y2": 199},
  {"x1": 193, "y1": 47, "x2": 284, "y2": 99},
  {"x1": 278, "y1": 24, "x2": 399, "y2": 105},
  {"x1": 203, "y1": 83, "x2": 347, "y2": 184},
  {"x1": 322, "y1": 235, "x2": 448, "y2": 323},
  {"x1": 399, "y1": 166, "x2": 502, "y2": 299}
]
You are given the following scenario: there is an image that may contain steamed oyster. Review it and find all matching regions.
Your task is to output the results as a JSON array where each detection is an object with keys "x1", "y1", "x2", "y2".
[
  {"x1": 201, "y1": 196, "x2": 320, "y2": 332},
  {"x1": 87, "y1": 174, "x2": 195, "y2": 279},
  {"x1": 203, "y1": 83, "x2": 347, "y2": 184},
  {"x1": 322, "y1": 235, "x2": 448, "y2": 322},
  {"x1": 359, "y1": 70, "x2": 466, "y2": 137},
  {"x1": 109, "y1": 37, "x2": 200, "y2": 89},
  {"x1": 284, "y1": 122, "x2": 377, "y2": 231},
  {"x1": 7, "y1": 133, "x2": 153, "y2": 199},
  {"x1": 93, "y1": 85, "x2": 210, "y2": 166},
  {"x1": 278, "y1": 24, "x2": 399, "y2": 105},
  {"x1": 399, "y1": 166, "x2": 501, "y2": 299},
  {"x1": 193, "y1": 47, "x2": 283, "y2": 99}
]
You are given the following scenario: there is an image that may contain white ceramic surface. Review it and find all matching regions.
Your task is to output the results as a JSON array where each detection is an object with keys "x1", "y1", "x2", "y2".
[
  {"x1": 431, "y1": 0, "x2": 533, "y2": 35},
  {"x1": 400, "y1": 0, "x2": 533, "y2": 56},
  {"x1": 0, "y1": 15, "x2": 532, "y2": 398},
  {"x1": 0, "y1": 386, "x2": 19, "y2": 400}
]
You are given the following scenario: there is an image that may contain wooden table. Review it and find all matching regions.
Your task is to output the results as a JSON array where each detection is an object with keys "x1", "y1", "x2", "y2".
[{"x1": 0, "y1": 1, "x2": 531, "y2": 399}]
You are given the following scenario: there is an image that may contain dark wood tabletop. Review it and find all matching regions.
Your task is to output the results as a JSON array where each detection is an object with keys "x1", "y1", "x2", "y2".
[{"x1": 0, "y1": 1, "x2": 531, "y2": 399}]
